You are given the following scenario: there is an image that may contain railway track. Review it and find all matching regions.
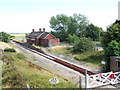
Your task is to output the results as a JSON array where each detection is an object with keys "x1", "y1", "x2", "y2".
[{"x1": 12, "y1": 40, "x2": 96, "y2": 75}]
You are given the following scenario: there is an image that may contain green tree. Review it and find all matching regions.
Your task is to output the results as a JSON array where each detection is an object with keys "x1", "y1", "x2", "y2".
[
  {"x1": 50, "y1": 13, "x2": 89, "y2": 42},
  {"x1": 0, "y1": 32, "x2": 14, "y2": 43},
  {"x1": 105, "y1": 40, "x2": 120, "y2": 56},
  {"x1": 67, "y1": 14, "x2": 89, "y2": 37},
  {"x1": 67, "y1": 34, "x2": 80, "y2": 44},
  {"x1": 72, "y1": 37, "x2": 94, "y2": 53},
  {"x1": 50, "y1": 14, "x2": 68, "y2": 41},
  {"x1": 102, "y1": 24, "x2": 120, "y2": 48},
  {"x1": 104, "y1": 40, "x2": 120, "y2": 71},
  {"x1": 85, "y1": 24, "x2": 103, "y2": 41},
  {"x1": 101, "y1": 20, "x2": 120, "y2": 71}
]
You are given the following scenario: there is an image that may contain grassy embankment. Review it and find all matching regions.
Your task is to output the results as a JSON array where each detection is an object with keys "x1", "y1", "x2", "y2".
[
  {"x1": 48, "y1": 45, "x2": 105, "y2": 66},
  {"x1": 1, "y1": 42, "x2": 75, "y2": 88}
]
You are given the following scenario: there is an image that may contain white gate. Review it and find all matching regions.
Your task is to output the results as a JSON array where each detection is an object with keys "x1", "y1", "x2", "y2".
[{"x1": 86, "y1": 71, "x2": 120, "y2": 88}]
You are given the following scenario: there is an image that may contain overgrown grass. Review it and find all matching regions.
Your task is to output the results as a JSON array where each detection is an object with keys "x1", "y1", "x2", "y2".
[
  {"x1": 49, "y1": 46, "x2": 71, "y2": 55},
  {"x1": 74, "y1": 51, "x2": 105, "y2": 65},
  {"x1": 2, "y1": 52, "x2": 75, "y2": 88},
  {"x1": 16, "y1": 53, "x2": 25, "y2": 60},
  {"x1": 49, "y1": 46, "x2": 105, "y2": 66}
]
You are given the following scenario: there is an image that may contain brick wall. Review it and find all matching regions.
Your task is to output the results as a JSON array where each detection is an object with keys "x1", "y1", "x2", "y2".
[
  {"x1": 45, "y1": 34, "x2": 55, "y2": 39},
  {"x1": 110, "y1": 56, "x2": 120, "y2": 72}
]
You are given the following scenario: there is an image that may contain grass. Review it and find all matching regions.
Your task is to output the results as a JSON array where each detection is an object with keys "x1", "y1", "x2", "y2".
[
  {"x1": 32, "y1": 44, "x2": 41, "y2": 49},
  {"x1": 49, "y1": 46, "x2": 105, "y2": 66},
  {"x1": 2, "y1": 52, "x2": 75, "y2": 88},
  {"x1": 49, "y1": 46, "x2": 71, "y2": 55},
  {"x1": 74, "y1": 51, "x2": 105, "y2": 65}
]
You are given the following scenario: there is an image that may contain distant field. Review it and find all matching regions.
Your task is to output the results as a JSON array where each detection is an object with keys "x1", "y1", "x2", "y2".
[
  {"x1": 10, "y1": 33, "x2": 27, "y2": 42},
  {"x1": 10, "y1": 33, "x2": 25, "y2": 37}
]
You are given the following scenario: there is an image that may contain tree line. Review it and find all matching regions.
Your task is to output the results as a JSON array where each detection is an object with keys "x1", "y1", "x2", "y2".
[
  {"x1": 49, "y1": 13, "x2": 104, "y2": 53},
  {"x1": 50, "y1": 13, "x2": 103, "y2": 42},
  {"x1": 50, "y1": 14, "x2": 120, "y2": 71}
]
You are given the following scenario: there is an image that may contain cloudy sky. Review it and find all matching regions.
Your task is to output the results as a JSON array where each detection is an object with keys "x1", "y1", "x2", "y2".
[{"x1": 0, "y1": 0, "x2": 119, "y2": 33}]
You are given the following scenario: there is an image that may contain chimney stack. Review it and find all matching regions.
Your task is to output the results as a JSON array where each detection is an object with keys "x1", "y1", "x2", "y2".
[
  {"x1": 43, "y1": 28, "x2": 45, "y2": 32},
  {"x1": 39, "y1": 28, "x2": 41, "y2": 32},
  {"x1": 32, "y1": 29, "x2": 34, "y2": 32}
]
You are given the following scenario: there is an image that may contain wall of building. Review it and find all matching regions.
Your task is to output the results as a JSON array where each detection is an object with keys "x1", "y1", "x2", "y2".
[
  {"x1": 45, "y1": 34, "x2": 55, "y2": 39},
  {"x1": 40, "y1": 39, "x2": 49, "y2": 46},
  {"x1": 49, "y1": 39, "x2": 60, "y2": 46},
  {"x1": 110, "y1": 56, "x2": 120, "y2": 72}
]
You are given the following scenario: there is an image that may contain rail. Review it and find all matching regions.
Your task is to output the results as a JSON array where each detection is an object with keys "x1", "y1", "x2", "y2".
[{"x1": 12, "y1": 40, "x2": 96, "y2": 75}]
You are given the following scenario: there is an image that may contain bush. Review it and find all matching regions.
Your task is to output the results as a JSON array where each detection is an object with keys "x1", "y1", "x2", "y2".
[
  {"x1": 17, "y1": 53, "x2": 25, "y2": 60},
  {"x1": 105, "y1": 40, "x2": 120, "y2": 56},
  {"x1": 0, "y1": 32, "x2": 15, "y2": 43},
  {"x1": 101, "y1": 24, "x2": 120, "y2": 48},
  {"x1": 72, "y1": 37, "x2": 94, "y2": 53},
  {"x1": 104, "y1": 40, "x2": 120, "y2": 71},
  {"x1": 4, "y1": 48, "x2": 16, "y2": 52}
]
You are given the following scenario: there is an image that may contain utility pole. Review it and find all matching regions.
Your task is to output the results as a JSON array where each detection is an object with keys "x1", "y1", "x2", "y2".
[{"x1": 118, "y1": 1, "x2": 120, "y2": 20}]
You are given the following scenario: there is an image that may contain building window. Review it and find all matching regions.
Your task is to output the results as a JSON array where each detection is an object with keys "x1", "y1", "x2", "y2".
[{"x1": 117, "y1": 61, "x2": 120, "y2": 68}]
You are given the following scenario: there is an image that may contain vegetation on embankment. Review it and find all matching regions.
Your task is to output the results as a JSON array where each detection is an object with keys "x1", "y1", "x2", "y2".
[
  {"x1": 2, "y1": 50, "x2": 75, "y2": 88},
  {"x1": 48, "y1": 46, "x2": 105, "y2": 66}
]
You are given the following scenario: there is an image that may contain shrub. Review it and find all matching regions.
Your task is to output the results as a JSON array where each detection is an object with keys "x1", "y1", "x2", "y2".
[
  {"x1": 101, "y1": 24, "x2": 120, "y2": 48},
  {"x1": 105, "y1": 40, "x2": 120, "y2": 56},
  {"x1": 17, "y1": 53, "x2": 25, "y2": 60},
  {"x1": 104, "y1": 40, "x2": 120, "y2": 71},
  {"x1": 4, "y1": 48, "x2": 16, "y2": 52},
  {"x1": 72, "y1": 37, "x2": 94, "y2": 53},
  {"x1": 0, "y1": 32, "x2": 15, "y2": 43}
]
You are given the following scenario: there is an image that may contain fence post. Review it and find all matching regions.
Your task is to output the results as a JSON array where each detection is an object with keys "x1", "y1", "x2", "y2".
[
  {"x1": 26, "y1": 84, "x2": 30, "y2": 90},
  {"x1": 85, "y1": 69, "x2": 89, "y2": 89},
  {"x1": 79, "y1": 76, "x2": 81, "y2": 88}
]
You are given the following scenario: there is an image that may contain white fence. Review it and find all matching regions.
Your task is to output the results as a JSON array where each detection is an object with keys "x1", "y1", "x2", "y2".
[{"x1": 83, "y1": 71, "x2": 120, "y2": 88}]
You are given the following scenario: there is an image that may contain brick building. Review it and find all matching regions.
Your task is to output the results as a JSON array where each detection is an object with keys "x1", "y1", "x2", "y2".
[
  {"x1": 27, "y1": 28, "x2": 60, "y2": 46},
  {"x1": 110, "y1": 56, "x2": 120, "y2": 72}
]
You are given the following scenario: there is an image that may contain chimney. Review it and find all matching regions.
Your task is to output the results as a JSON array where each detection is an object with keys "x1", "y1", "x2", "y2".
[
  {"x1": 39, "y1": 28, "x2": 41, "y2": 32},
  {"x1": 32, "y1": 29, "x2": 34, "y2": 32},
  {"x1": 43, "y1": 28, "x2": 45, "y2": 32}
]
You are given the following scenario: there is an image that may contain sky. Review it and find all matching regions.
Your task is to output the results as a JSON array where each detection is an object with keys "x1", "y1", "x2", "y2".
[{"x1": 0, "y1": 0, "x2": 119, "y2": 33}]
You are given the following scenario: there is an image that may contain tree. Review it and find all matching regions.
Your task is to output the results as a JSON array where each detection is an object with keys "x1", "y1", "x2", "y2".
[
  {"x1": 104, "y1": 40, "x2": 120, "y2": 71},
  {"x1": 67, "y1": 14, "x2": 89, "y2": 37},
  {"x1": 50, "y1": 13, "x2": 89, "y2": 42},
  {"x1": 101, "y1": 23, "x2": 120, "y2": 48},
  {"x1": 72, "y1": 37, "x2": 94, "y2": 53},
  {"x1": 0, "y1": 32, "x2": 14, "y2": 43},
  {"x1": 67, "y1": 34, "x2": 80, "y2": 44},
  {"x1": 105, "y1": 40, "x2": 120, "y2": 56},
  {"x1": 84, "y1": 24, "x2": 103, "y2": 41},
  {"x1": 50, "y1": 14, "x2": 69, "y2": 41},
  {"x1": 101, "y1": 20, "x2": 120, "y2": 71}
]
